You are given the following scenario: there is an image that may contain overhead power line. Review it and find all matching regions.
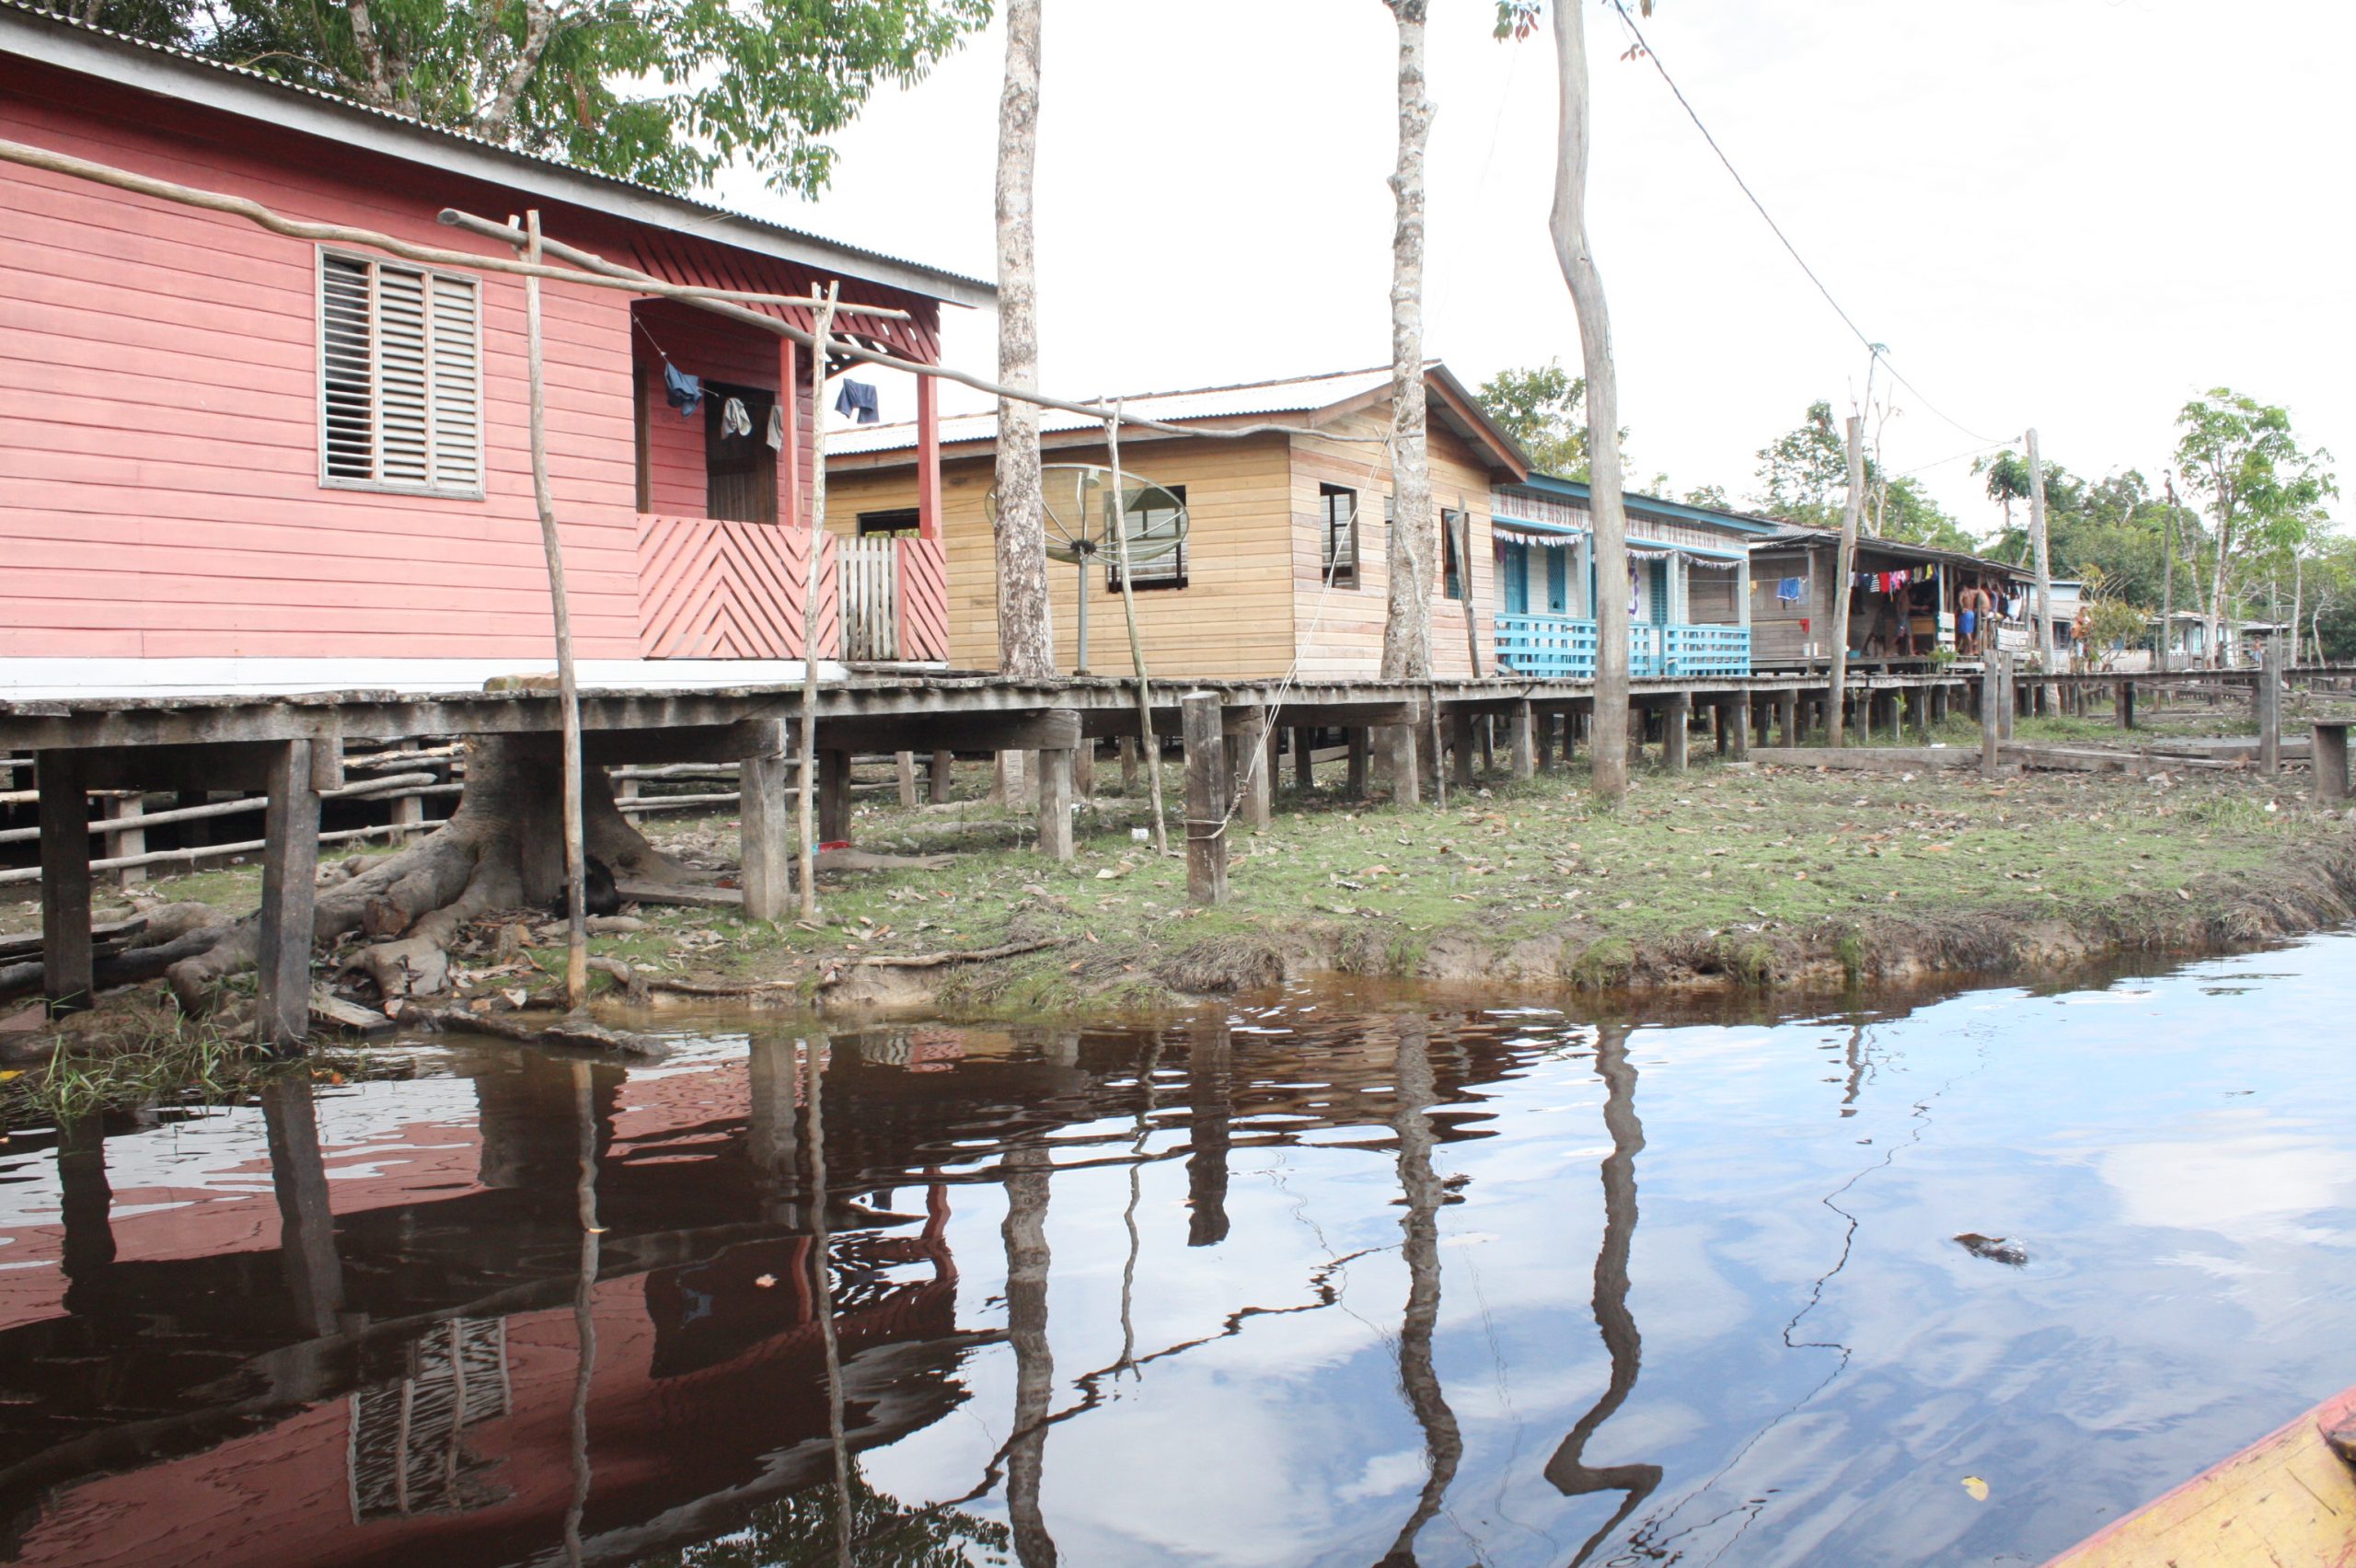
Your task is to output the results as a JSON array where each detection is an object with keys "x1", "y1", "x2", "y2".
[{"x1": 1605, "y1": 0, "x2": 2013, "y2": 450}]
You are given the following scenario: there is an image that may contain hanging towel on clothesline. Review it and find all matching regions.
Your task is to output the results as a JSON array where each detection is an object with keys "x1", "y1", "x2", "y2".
[
  {"x1": 835, "y1": 380, "x2": 880, "y2": 424},
  {"x1": 720, "y1": 397, "x2": 753, "y2": 439},
  {"x1": 765, "y1": 404, "x2": 785, "y2": 452},
  {"x1": 663, "y1": 363, "x2": 702, "y2": 416},
  {"x1": 1776, "y1": 577, "x2": 1804, "y2": 604}
]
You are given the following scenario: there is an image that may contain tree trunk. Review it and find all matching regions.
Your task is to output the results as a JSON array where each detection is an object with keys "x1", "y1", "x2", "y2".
[
  {"x1": 1549, "y1": 0, "x2": 1629, "y2": 801},
  {"x1": 152, "y1": 738, "x2": 694, "y2": 1016},
  {"x1": 2209, "y1": 477, "x2": 2232, "y2": 669},
  {"x1": 992, "y1": 0, "x2": 1053, "y2": 680},
  {"x1": 1380, "y1": 0, "x2": 1435, "y2": 686}
]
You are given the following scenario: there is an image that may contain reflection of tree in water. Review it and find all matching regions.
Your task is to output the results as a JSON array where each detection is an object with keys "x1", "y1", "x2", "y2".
[
  {"x1": 1544, "y1": 1020, "x2": 1662, "y2": 1567},
  {"x1": 1375, "y1": 1020, "x2": 1463, "y2": 1568},
  {"x1": 632, "y1": 1466, "x2": 1010, "y2": 1566}
]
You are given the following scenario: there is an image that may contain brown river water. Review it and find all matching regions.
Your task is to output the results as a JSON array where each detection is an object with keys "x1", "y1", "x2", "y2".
[{"x1": 1, "y1": 934, "x2": 2352, "y2": 1566}]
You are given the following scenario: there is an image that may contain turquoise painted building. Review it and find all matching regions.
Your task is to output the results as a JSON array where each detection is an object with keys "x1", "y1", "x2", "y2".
[{"x1": 1487, "y1": 476, "x2": 1780, "y2": 679}]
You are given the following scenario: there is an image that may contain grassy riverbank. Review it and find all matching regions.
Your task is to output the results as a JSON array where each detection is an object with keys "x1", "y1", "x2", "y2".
[{"x1": 6, "y1": 744, "x2": 2350, "y2": 1055}]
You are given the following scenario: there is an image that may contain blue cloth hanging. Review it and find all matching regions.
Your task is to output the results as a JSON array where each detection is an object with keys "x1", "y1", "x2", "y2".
[
  {"x1": 1776, "y1": 576, "x2": 1804, "y2": 604},
  {"x1": 662, "y1": 362, "x2": 702, "y2": 416},
  {"x1": 834, "y1": 379, "x2": 880, "y2": 424}
]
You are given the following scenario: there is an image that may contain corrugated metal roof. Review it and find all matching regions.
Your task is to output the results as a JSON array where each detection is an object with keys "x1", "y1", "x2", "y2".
[
  {"x1": 0, "y1": 0, "x2": 993, "y2": 306},
  {"x1": 830, "y1": 365, "x2": 1401, "y2": 455}
]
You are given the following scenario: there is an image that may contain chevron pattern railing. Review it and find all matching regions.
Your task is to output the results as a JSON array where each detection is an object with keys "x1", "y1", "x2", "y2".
[{"x1": 634, "y1": 515, "x2": 839, "y2": 659}]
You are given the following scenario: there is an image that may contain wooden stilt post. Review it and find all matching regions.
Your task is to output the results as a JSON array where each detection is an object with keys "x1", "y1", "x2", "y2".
[
  {"x1": 1535, "y1": 709, "x2": 1555, "y2": 772},
  {"x1": 2117, "y1": 679, "x2": 2134, "y2": 731},
  {"x1": 1450, "y1": 710, "x2": 1475, "y2": 790},
  {"x1": 739, "y1": 741, "x2": 790, "y2": 921},
  {"x1": 1237, "y1": 708, "x2": 1272, "y2": 831},
  {"x1": 930, "y1": 749, "x2": 954, "y2": 804},
  {"x1": 1725, "y1": 698, "x2": 1750, "y2": 762},
  {"x1": 101, "y1": 793, "x2": 145, "y2": 888},
  {"x1": 1347, "y1": 728, "x2": 1371, "y2": 798},
  {"x1": 1477, "y1": 715, "x2": 1495, "y2": 776},
  {"x1": 1119, "y1": 735, "x2": 1140, "y2": 795},
  {"x1": 256, "y1": 738, "x2": 320, "y2": 1050},
  {"x1": 1294, "y1": 727, "x2": 1316, "y2": 792},
  {"x1": 1663, "y1": 693, "x2": 1691, "y2": 772},
  {"x1": 1072, "y1": 738, "x2": 1095, "y2": 798},
  {"x1": 895, "y1": 751, "x2": 918, "y2": 808},
  {"x1": 818, "y1": 749, "x2": 852, "y2": 842},
  {"x1": 1509, "y1": 701, "x2": 1536, "y2": 779},
  {"x1": 2312, "y1": 721, "x2": 2350, "y2": 805},
  {"x1": 37, "y1": 751, "x2": 92, "y2": 1018},
  {"x1": 1778, "y1": 690, "x2": 1797, "y2": 747},
  {"x1": 1036, "y1": 745, "x2": 1074, "y2": 861},
  {"x1": 1182, "y1": 693, "x2": 1228, "y2": 905},
  {"x1": 2258, "y1": 639, "x2": 2282, "y2": 775},
  {"x1": 1982, "y1": 652, "x2": 2006, "y2": 777}
]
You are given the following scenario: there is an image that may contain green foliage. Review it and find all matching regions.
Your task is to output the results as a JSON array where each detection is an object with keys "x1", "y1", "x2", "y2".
[
  {"x1": 1753, "y1": 399, "x2": 1847, "y2": 523},
  {"x1": 637, "y1": 1467, "x2": 1009, "y2": 1566},
  {"x1": 2173, "y1": 388, "x2": 2338, "y2": 590},
  {"x1": 75, "y1": 0, "x2": 991, "y2": 194},
  {"x1": 1476, "y1": 361, "x2": 1594, "y2": 479},
  {"x1": 1873, "y1": 475, "x2": 1973, "y2": 550}
]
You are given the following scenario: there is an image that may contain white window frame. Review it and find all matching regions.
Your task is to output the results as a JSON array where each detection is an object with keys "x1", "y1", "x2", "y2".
[{"x1": 316, "y1": 247, "x2": 485, "y2": 500}]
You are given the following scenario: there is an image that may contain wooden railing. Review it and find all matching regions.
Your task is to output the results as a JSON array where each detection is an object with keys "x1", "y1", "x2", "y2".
[
  {"x1": 1496, "y1": 614, "x2": 1750, "y2": 679},
  {"x1": 634, "y1": 517, "x2": 947, "y2": 663}
]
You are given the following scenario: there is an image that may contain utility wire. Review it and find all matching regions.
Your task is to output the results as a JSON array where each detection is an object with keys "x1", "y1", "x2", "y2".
[{"x1": 1605, "y1": 0, "x2": 2013, "y2": 450}]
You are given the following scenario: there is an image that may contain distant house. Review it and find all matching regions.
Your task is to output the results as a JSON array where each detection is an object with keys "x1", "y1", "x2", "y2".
[
  {"x1": 826, "y1": 364, "x2": 1531, "y2": 681},
  {"x1": 0, "y1": 6, "x2": 985, "y2": 695},
  {"x1": 1749, "y1": 526, "x2": 2031, "y2": 667},
  {"x1": 1486, "y1": 477, "x2": 1773, "y2": 678},
  {"x1": 827, "y1": 364, "x2": 1763, "y2": 682}
]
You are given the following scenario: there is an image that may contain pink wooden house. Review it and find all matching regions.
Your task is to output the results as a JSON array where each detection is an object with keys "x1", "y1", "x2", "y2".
[{"x1": 0, "y1": 5, "x2": 975, "y2": 697}]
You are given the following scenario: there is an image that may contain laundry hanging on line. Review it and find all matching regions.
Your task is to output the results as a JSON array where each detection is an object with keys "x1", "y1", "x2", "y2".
[
  {"x1": 663, "y1": 362, "x2": 702, "y2": 417},
  {"x1": 720, "y1": 397, "x2": 752, "y2": 439},
  {"x1": 766, "y1": 405, "x2": 785, "y2": 453},
  {"x1": 1776, "y1": 577, "x2": 1804, "y2": 604},
  {"x1": 835, "y1": 379, "x2": 880, "y2": 424}
]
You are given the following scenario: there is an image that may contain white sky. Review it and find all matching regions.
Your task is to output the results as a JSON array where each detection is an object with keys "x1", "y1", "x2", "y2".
[{"x1": 736, "y1": 0, "x2": 2355, "y2": 536}]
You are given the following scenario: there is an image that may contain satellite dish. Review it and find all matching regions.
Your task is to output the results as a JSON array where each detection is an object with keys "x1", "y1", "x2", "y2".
[{"x1": 987, "y1": 465, "x2": 1189, "y2": 673}]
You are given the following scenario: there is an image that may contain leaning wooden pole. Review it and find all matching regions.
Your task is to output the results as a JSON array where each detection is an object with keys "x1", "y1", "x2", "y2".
[
  {"x1": 1104, "y1": 403, "x2": 1170, "y2": 854},
  {"x1": 519, "y1": 211, "x2": 588, "y2": 1008},
  {"x1": 1827, "y1": 413, "x2": 1865, "y2": 747},
  {"x1": 799, "y1": 284, "x2": 841, "y2": 922}
]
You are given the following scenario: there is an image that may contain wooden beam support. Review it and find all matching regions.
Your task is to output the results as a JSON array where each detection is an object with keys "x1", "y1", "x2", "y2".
[
  {"x1": 1182, "y1": 693, "x2": 1228, "y2": 905},
  {"x1": 2314, "y1": 722, "x2": 2350, "y2": 806},
  {"x1": 1294, "y1": 727, "x2": 1316, "y2": 792},
  {"x1": 37, "y1": 751, "x2": 92, "y2": 1017},
  {"x1": 1663, "y1": 693, "x2": 1691, "y2": 773},
  {"x1": 1386, "y1": 721, "x2": 1421, "y2": 807},
  {"x1": 739, "y1": 746, "x2": 791, "y2": 921},
  {"x1": 2258, "y1": 640, "x2": 2282, "y2": 776},
  {"x1": 1036, "y1": 746, "x2": 1074, "y2": 862},
  {"x1": 1450, "y1": 710, "x2": 1476, "y2": 790},
  {"x1": 818, "y1": 749, "x2": 853, "y2": 841},
  {"x1": 1508, "y1": 701, "x2": 1536, "y2": 779},
  {"x1": 255, "y1": 738, "x2": 320, "y2": 1050},
  {"x1": 1982, "y1": 654, "x2": 2005, "y2": 777},
  {"x1": 827, "y1": 710, "x2": 1080, "y2": 756},
  {"x1": 1236, "y1": 708, "x2": 1271, "y2": 831},
  {"x1": 1347, "y1": 728, "x2": 1370, "y2": 798}
]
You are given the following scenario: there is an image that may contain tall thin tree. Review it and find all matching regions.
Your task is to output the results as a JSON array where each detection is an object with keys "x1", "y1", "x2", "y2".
[
  {"x1": 993, "y1": 0, "x2": 1052, "y2": 685},
  {"x1": 1380, "y1": 0, "x2": 1437, "y2": 699},
  {"x1": 1541, "y1": 0, "x2": 1640, "y2": 800}
]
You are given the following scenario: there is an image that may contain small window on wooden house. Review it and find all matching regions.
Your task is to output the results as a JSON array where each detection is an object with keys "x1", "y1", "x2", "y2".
[
  {"x1": 704, "y1": 383, "x2": 778, "y2": 523},
  {"x1": 320, "y1": 251, "x2": 482, "y2": 496},
  {"x1": 1108, "y1": 484, "x2": 1187, "y2": 591},
  {"x1": 1440, "y1": 509, "x2": 1467, "y2": 601},
  {"x1": 1319, "y1": 484, "x2": 1358, "y2": 588},
  {"x1": 859, "y1": 508, "x2": 921, "y2": 536}
]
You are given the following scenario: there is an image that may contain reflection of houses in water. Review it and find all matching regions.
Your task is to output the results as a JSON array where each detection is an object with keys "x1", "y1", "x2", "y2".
[{"x1": 0, "y1": 1012, "x2": 1565, "y2": 1567}]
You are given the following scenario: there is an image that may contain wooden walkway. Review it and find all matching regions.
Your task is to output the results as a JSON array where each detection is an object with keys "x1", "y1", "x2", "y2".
[{"x1": 6, "y1": 660, "x2": 2339, "y2": 1044}]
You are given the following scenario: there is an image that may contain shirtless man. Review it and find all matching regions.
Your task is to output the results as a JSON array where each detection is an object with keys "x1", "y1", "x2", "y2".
[{"x1": 1958, "y1": 583, "x2": 1986, "y2": 655}]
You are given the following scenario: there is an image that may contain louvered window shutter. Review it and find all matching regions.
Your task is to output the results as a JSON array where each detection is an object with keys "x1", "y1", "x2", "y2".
[{"x1": 319, "y1": 251, "x2": 482, "y2": 496}]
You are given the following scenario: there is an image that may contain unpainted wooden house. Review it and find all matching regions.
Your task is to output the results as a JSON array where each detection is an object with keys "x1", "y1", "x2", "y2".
[
  {"x1": 0, "y1": 5, "x2": 981, "y2": 696},
  {"x1": 826, "y1": 365, "x2": 1530, "y2": 681}
]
